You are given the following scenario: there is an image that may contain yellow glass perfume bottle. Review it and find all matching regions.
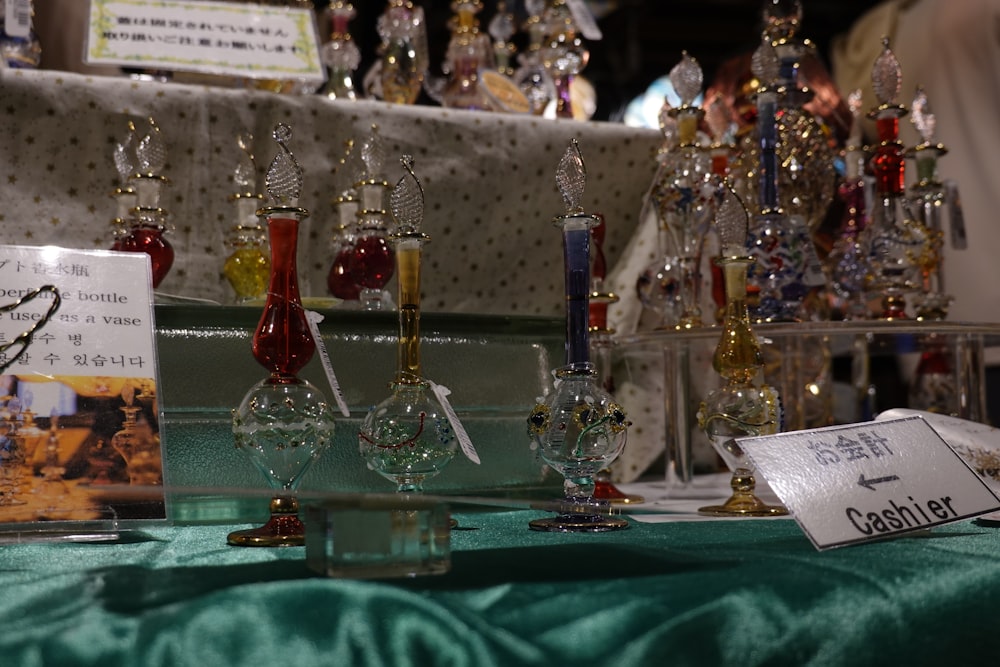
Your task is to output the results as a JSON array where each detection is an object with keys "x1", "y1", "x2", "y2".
[
  {"x1": 699, "y1": 186, "x2": 786, "y2": 517},
  {"x1": 223, "y1": 132, "x2": 269, "y2": 303}
]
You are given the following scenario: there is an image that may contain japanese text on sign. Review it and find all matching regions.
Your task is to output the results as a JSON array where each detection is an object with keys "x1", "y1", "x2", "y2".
[{"x1": 85, "y1": 0, "x2": 324, "y2": 83}]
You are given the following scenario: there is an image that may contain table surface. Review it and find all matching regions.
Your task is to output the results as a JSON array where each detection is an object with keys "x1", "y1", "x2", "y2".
[{"x1": 3, "y1": 485, "x2": 999, "y2": 667}]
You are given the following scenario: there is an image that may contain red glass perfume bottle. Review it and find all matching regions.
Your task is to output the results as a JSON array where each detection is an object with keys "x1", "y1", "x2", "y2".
[
  {"x1": 348, "y1": 126, "x2": 395, "y2": 310},
  {"x1": 117, "y1": 118, "x2": 174, "y2": 289},
  {"x1": 230, "y1": 124, "x2": 337, "y2": 548}
]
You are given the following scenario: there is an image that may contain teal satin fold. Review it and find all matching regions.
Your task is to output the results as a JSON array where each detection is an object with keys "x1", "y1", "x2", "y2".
[{"x1": 2, "y1": 514, "x2": 1000, "y2": 666}]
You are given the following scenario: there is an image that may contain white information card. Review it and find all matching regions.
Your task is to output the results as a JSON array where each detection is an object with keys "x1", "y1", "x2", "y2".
[
  {"x1": 85, "y1": 0, "x2": 324, "y2": 84},
  {"x1": 740, "y1": 416, "x2": 1000, "y2": 550},
  {"x1": 0, "y1": 245, "x2": 165, "y2": 527}
]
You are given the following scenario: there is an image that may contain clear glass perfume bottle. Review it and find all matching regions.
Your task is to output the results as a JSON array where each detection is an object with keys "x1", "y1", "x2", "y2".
[
  {"x1": 488, "y1": 1, "x2": 517, "y2": 78},
  {"x1": 527, "y1": 141, "x2": 630, "y2": 532},
  {"x1": 230, "y1": 124, "x2": 338, "y2": 547},
  {"x1": 512, "y1": 0, "x2": 555, "y2": 115},
  {"x1": 906, "y1": 87, "x2": 953, "y2": 321},
  {"x1": 648, "y1": 52, "x2": 716, "y2": 329},
  {"x1": 320, "y1": 2, "x2": 361, "y2": 101},
  {"x1": 359, "y1": 156, "x2": 459, "y2": 493},
  {"x1": 859, "y1": 39, "x2": 930, "y2": 320},
  {"x1": 223, "y1": 132, "x2": 270, "y2": 304},
  {"x1": 349, "y1": 126, "x2": 396, "y2": 310},
  {"x1": 375, "y1": 0, "x2": 429, "y2": 105},
  {"x1": 118, "y1": 118, "x2": 175, "y2": 290},
  {"x1": 698, "y1": 186, "x2": 786, "y2": 517}
]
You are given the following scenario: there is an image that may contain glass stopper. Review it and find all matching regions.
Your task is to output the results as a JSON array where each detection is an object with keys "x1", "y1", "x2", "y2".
[
  {"x1": 716, "y1": 183, "x2": 749, "y2": 256},
  {"x1": 234, "y1": 131, "x2": 257, "y2": 193},
  {"x1": 265, "y1": 123, "x2": 303, "y2": 205},
  {"x1": 762, "y1": 0, "x2": 802, "y2": 43},
  {"x1": 135, "y1": 117, "x2": 167, "y2": 174},
  {"x1": 750, "y1": 34, "x2": 780, "y2": 88},
  {"x1": 361, "y1": 124, "x2": 386, "y2": 181},
  {"x1": 390, "y1": 155, "x2": 424, "y2": 234},
  {"x1": 556, "y1": 139, "x2": 586, "y2": 215},
  {"x1": 669, "y1": 51, "x2": 703, "y2": 107},
  {"x1": 911, "y1": 86, "x2": 936, "y2": 143},
  {"x1": 872, "y1": 37, "x2": 901, "y2": 107},
  {"x1": 113, "y1": 121, "x2": 137, "y2": 184}
]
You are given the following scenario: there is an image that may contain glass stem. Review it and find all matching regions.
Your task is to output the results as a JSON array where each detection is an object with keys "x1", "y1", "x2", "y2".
[
  {"x1": 562, "y1": 222, "x2": 591, "y2": 367},
  {"x1": 395, "y1": 237, "x2": 423, "y2": 381}
]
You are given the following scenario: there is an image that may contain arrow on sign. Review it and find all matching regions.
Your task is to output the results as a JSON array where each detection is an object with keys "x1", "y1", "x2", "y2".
[{"x1": 858, "y1": 473, "x2": 900, "y2": 491}]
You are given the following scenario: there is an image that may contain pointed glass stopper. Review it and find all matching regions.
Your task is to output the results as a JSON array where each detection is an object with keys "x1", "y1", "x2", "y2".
[
  {"x1": 669, "y1": 51, "x2": 702, "y2": 107},
  {"x1": 762, "y1": 0, "x2": 802, "y2": 42},
  {"x1": 265, "y1": 123, "x2": 303, "y2": 206},
  {"x1": 390, "y1": 155, "x2": 424, "y2": 234},
  {"x1": 751, "y1": 34, "x2": 780, "y2": 88},
  {"x1": 911, "y1": 86, "x2": 936, "y2": 143},
  {"x1": 556, "y1": 140, "x2": 586, "y2": 215},
  {"x1": 234, "y1": 131, "x2": 257, "y2": 193},
  {"x1": 113, "y1": 121, "x2": 137, "y2": 185},
  {"x1": 716, "y1": 184, "x2": 749, "y2": 257},
  {"x1": 488, "y1": 1, "x2": 515, "y2": 42},
  {"x1": 135, "y1": 118, "x2": 166, "y2": 174},
  {"x1": 872, "y1": 37, "x2": 902, "y2": 107},
  {"x1": 361, "y1": 124, "x2": 386, "y2": 181}
]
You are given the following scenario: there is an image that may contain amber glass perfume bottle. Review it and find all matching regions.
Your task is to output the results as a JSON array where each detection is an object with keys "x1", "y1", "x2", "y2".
[{"x1": 699, "y1": 186, "x2": 786, "y2": 517}]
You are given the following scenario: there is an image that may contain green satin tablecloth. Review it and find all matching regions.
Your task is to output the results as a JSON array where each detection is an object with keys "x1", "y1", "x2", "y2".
[{"x1": 2, "y1": 510, "x2": 999, "y2": 666}]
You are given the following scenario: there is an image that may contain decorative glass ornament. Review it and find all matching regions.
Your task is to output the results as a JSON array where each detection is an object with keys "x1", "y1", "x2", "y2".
[{"x1": 320, "y1": 2, "x2": 361, "y2": 101}]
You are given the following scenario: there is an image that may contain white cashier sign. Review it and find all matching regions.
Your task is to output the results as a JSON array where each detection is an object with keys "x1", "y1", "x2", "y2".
[{"x1": 740, "y1": 416, "x2": 1000, "y2": 550}]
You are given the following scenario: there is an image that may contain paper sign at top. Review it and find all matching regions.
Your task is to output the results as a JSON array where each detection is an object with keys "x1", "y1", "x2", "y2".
[
  {"x1": 85, "y1": 0, "x2": 324, "y2": 83},
  {"x1": 740, "y1": 416, "x2": 1000, "y2": 550}
]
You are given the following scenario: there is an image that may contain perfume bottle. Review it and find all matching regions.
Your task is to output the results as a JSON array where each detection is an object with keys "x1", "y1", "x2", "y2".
[
  {"x1": 349, "y1": 126, "x2": 396, "y2": 310},
  {"x1": 0, "y1": 0, "x2": 40, "y2": 68},
  {"x1": 109, "y1": 122, "x2": 138, "y2": 252},
  {"x1": 326, "y1": 141, "x2": 361, "y2": 302},
  {"x1": 117, "y1": 118, "x2": 175, "y2": 289},
  {"x1": 230, "y1": 124, "x2": 338, "y2": 547},
  {"x1": 648, "y1": 52, "x2": 716, "y2": 329},
  {"x1": 440, "y1": 0, "x2": 494, "y2": 111},
  {"x1": 110, "y1": 383, "x2": 161, "y2": 486},
  {"x1": 699, "y1": 186, "x2": 786, "y2": 517},
  {"x1": 359, "y1": 156, "x2": 460, "y2": 493},
  {"x1": 744, "y1": 31, "x2": 812, "y2": 322},
  {"x1": 512, "y1": 0, "x2": 556, "y2": 115},
  {"x1": 222, "y1": 132, "x2": 270, "y2": 304},
  {"x1": 527, "y1": 141, "x2": 630, "y2": 532},
  {"x1": 906, "y1": 87, "x2": 954, "y2": 320},
  {"x1": 374, "y1": 0, "x2": 429, "y2": 104},
  {"x1": 827, "y1": 89, "x2": 871, "y2": 320},
  {"x1": 539, "y1": 0, "x2": 590, "y2": 119},
  {"x1": 859, "y1": 39, "x2": 930, "y2": 320},
  {"x1": 488, "y1": 1, "x2": 517, "y2": 78},
  {"x1": 320, "y1": 2, "x2": 361, "y2": 101}
]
